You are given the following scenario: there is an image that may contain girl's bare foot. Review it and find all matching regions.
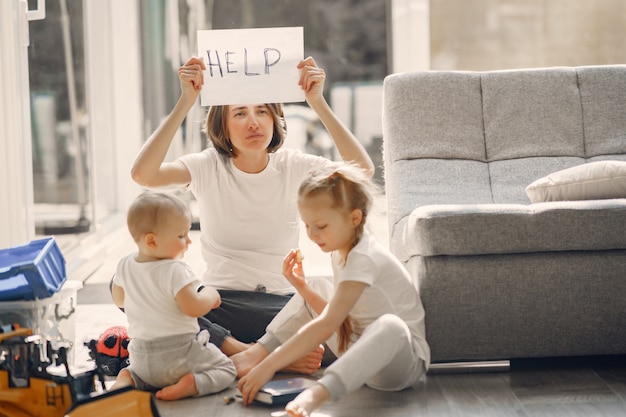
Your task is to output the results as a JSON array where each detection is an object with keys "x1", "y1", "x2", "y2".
[
  {"x1": 110, "y1": 369, "x2": 135, "y2": 390},
  {"x1": 231, "y1": 343, "x2": 324, "y2": 378},
  {"x1": 155, "y1": 373, "x2": 198, "y2": 400},
  {"x1": 285, "y1": 383, "x2": 330, "y2": 417}
]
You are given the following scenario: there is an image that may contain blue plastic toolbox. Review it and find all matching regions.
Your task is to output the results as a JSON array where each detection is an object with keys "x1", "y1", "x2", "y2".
[{"x1": 0, "y1": 237, "x2": 67, "y2": 301}]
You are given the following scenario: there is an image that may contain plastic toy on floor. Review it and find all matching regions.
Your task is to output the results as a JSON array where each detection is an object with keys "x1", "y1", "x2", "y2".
[
  {"x1": 87, "y1": 325, "x2": 131, "y2": 376},
  {"x1": 0, "y1": 327, "x2": 159, "y2": 417}
]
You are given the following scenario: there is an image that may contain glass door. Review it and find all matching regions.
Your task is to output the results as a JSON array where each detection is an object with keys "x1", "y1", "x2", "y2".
[{"x1": 29, "y1": 0, "x2": 93, "y2": 237}]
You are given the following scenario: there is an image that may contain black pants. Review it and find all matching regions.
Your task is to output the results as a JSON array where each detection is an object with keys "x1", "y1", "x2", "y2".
[{"x1": 200, "y1": 290, "x2": 293, "y2": 347}]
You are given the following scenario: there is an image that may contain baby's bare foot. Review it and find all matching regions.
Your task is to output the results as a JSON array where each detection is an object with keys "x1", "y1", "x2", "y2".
[
  {"x1": 110, "y1": 369, "x2": 135, "y2": 390},
  {"x1": 156, "y1": 373, "x2": 198, "y2": 400},
  {"x1": 285, "y1": 383, "x2": 330, "y2": 417}
]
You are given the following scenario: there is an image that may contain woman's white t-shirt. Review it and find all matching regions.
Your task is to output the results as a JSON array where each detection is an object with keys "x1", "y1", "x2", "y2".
[{"x1": 180, "y1": 147, "x2": 330, "y2": 294}]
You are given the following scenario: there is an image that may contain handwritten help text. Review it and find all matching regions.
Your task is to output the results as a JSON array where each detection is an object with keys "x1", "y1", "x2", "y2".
[{"x1": 204, "y1": 48, "x2": 281, "y2": 77}]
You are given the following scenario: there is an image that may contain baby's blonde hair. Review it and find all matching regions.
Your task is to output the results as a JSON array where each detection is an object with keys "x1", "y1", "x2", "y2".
[
  {"x1": 126, "y1": 192, "x2": 190, "y2": 243},
  {"x1": 298, "y1": 162, "x2": 377, "y2": 353}
]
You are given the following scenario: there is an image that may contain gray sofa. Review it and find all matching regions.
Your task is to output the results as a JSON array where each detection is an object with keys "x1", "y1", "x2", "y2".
[{"x1": 382, "y1": 65, "x2": 626, "y2": 363}]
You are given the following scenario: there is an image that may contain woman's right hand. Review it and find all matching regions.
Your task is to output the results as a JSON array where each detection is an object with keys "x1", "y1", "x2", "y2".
[{"x1": 177, "y1": 56, "x2": 206, "y2": 100}]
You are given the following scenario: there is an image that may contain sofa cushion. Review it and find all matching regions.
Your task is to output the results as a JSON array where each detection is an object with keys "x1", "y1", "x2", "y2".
[
  {"x1": 382, "y1": 71, "x2": 486, "y2": 163},
  {"x1": 488, "y1": 157, "x2": 584, "y2": 204},
  {"x1": 481, "y1": 68, "x2": 584, "y2": 161},
  {"x1": 391, "y1": 199, "x2": 626, "y2": 260},
  {"x1": 578, "y1": 65, "x2": 626, "y2": 156},
  {"x1": 526, "y1": 160, "x2": 626, "y2": 203},
  {"x1": 384, "y1": 159, "x2": 494, "y2": 230}
]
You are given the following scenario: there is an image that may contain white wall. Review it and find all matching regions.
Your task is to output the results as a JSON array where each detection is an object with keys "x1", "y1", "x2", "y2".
[
  {"x1": 84, "y1": 0, "x2": 143, "y2": 218},
  {"x1": 390, "y1": 0, "x2": 430, "y2": 73}
]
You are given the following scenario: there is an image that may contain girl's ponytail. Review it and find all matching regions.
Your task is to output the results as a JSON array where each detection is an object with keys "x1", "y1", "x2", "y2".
[{"x1": 338, "y1": 315, "x2": 357, "y2": 354}]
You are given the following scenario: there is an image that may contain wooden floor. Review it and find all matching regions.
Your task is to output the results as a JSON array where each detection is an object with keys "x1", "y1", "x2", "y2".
[
  {"x1": 75, "y1": 288, "x2": 626, "y2": 417},
  {"x1": 151, "y1": 355, "x2": 626, "y2": 417}
]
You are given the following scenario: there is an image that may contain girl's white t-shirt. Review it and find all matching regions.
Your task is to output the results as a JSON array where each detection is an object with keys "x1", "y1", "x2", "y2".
[
  {"x1": 332, "y1": 231, "x2": 431, "y2": 365},
  {"x1": 180, "y1": 147, "x2": 330, "y2": 294}
]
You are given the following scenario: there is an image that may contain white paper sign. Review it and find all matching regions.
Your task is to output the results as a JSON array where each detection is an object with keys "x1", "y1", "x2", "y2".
[{"x1": 197, "y1": 27, "x2": 305, "y2": 106}]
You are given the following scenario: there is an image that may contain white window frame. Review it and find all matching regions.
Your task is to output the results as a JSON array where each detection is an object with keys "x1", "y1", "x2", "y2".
[{"x1": 0, "y1": 0, "x2": 42, "y2": 247}]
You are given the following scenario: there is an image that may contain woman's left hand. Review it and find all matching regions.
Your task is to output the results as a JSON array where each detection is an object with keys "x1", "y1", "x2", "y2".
[
  {"x1": 298, "y1": 56, "x2": 325, "y2": 105},
  {"x1": 237, "y1": 364, "x2": 276, "y2": 406}
]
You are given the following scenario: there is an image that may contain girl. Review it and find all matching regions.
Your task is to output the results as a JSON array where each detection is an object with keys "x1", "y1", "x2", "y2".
[{"x1": 237, "y1": 163, "x2": 430, "y2": 416}]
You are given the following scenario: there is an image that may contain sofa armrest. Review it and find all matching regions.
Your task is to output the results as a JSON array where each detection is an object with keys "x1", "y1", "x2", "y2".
[{"x1": 390, "y1": 199, "x2": 626, "y2": 261}]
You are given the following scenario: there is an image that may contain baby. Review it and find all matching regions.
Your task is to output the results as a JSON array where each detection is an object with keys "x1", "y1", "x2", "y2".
[{"x1": 110, "y1": 191, "x2": 236, "y2": 400}]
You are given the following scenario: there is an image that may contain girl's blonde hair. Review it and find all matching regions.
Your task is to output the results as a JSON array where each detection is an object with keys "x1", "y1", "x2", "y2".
[
  {"x1": 298, "y1": 162, "x2": 375, "y2": 249},
  {"x1": 203, "y1": 103, "x2": 287, "y2": 158},
  {"x1": 126, "y1": 192, "x2": 190, "y2": 243},
  {"x1": 298, "y1": 162, "x2": 377, "y2": 353}
]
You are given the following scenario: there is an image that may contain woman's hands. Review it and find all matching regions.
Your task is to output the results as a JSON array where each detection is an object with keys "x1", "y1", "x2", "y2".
[
  {"x1": 298, "y1": 56, "x2": 326, "y2": 106},
  {"x1": 179, "y1": 55, "x2": 322, "y2": 103},
  {"x1": 177, "y1": 56, "x2": 206, "y2": 102},
  {"x1": 178, "y1": 55, "x2": 324, "y2": 107}
]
